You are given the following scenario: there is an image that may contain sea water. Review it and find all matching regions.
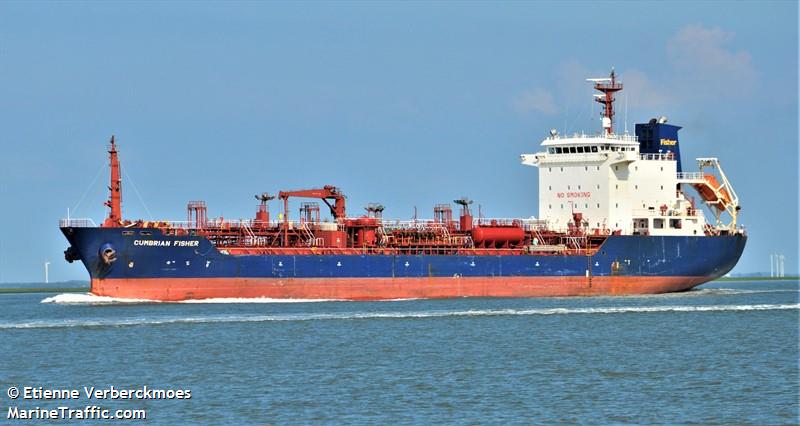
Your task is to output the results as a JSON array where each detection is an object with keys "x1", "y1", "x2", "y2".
[{"x1": 1, "y1": 280, "x2": 797, "y2": 424}]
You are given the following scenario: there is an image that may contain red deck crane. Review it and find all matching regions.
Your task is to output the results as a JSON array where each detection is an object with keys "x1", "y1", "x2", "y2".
[{"x1": 278, "y1": 186, "x2": 346, "y2": 246}]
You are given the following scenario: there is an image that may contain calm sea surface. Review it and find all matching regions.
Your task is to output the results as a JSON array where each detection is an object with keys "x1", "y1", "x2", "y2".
[{"x1": 1, "y1": 280, "x2": 797, "y2": 425}]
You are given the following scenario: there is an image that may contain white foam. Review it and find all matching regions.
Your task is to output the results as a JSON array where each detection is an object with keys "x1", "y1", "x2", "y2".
[
  {"x1": 39, "y1": 287, "x2": 798, "y2": 305},
  {"x1": 6, "y1": 303, "x2": 797, "y2": 330},
  {"x1": 378, "y1": 298, "x2": 423, "y2": 302},
  {"x1": 41, "y1": 293, "x2": 159, "y2": 304},
  {"x1": 180, "y1": 297, "x2": 336, "y2": 304},
  {"x1": 692, "y1": 288, "x2": 798, "y2": 295}
]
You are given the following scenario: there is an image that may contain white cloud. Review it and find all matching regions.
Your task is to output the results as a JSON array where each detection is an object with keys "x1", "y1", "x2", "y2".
[
  {"x1": 513, "y1": 87, "x2": 559, "y2": 115},
  {"x1": 513, "y1": 25, "x2": 757, "y2": 124},
  {"x1": 667, "y1": 25, "x2": 757, "y2": 94},
  {"x1": 619, "y1": 68, "x2": 674, "y2": 109}
]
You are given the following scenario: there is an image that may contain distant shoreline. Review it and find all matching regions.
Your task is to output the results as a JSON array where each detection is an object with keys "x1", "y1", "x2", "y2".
[
  {"x1": 716, "y1": 276, "x2": 799, "y2": 282},
  {"x1": 0, "y1": 287, "x2": 89, "y2": 294}
]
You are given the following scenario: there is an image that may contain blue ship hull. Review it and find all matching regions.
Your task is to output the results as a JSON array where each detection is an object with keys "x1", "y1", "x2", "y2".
[{"x1": 61, "y1": 226, "x2": 746, "y2": 301}]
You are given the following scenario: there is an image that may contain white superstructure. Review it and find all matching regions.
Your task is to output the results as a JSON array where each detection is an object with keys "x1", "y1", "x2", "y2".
[
  {"x1": 521, "y1": 132, "x2": 704, "y2": 236},
  {"x1": 520, "y1": 70, "x2": 742, "y2": 237}
]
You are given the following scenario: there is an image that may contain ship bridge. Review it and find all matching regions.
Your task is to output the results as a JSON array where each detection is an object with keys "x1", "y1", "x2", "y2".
[{"x1": 521, "y1": 133, "x2": 641, "y2": 167}]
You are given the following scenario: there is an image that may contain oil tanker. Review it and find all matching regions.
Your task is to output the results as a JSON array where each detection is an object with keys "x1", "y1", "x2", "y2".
[{"x1": 60, "y1": 71, "x2": 746, "y2": 301}]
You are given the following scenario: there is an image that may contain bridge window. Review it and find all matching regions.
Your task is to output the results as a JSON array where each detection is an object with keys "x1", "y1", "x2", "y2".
[
  {"x1": 653, "y1": 218, "x2": 665, "y2": 229},
  {"x1": 591, "y1": 146, "x2": 598, "y2": 153},
  {"x1": 549, "y1": 148, "x2": 555, "y2": 154},
  {"x1": 577, "y1": 146, "x2": 584, "y2": 153},
  {"x1": 556, "y1": 147, "x2": 563, "y2": 154},
  {"x1": 670, "y1": 219, "x2": 682, "y2": 229},
  {"x1": 569, "y1": 147, "x2": 576, "y2": 153}
]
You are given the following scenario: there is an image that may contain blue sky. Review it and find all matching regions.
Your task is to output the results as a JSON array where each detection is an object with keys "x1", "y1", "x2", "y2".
[{"x1": 0, "y1": 1, "x2": 797, "y2": 282}]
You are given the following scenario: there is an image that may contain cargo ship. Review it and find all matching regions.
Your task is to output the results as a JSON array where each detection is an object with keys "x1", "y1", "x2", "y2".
[{"x1": 60, "y1": 71, "x2": 746, "y2": 301}]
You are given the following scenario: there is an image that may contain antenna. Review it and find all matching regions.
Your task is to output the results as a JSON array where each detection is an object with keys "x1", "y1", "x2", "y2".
[
  {"x1": 588, "y1": 68, "x2": 623, "y2": 136},
  {"x1": 624, "y1": 93, "x2": 629, "y2": 134}
]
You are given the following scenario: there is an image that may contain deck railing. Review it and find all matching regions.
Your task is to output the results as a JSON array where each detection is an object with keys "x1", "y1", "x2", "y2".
[
  {"x1": 62, "y1": 217, "x2": 556, "y2": 233},
  {"x1": 676, "y1": 172, "x2": 706, "y2": 180},
  {"x1": 59, "y1": 218, "x2": 97, "y2": 228},
  {"x1": 545, "y1": 133, "x2": 638, "y2": 142},
  {"x1": 639, "y1": 153, "x2": 676, "y2": 161}
]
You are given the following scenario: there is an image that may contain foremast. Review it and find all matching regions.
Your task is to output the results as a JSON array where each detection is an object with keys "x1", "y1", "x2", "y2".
[{"x1": 102, "y1": 136, "x2": 123, "y2": 228}]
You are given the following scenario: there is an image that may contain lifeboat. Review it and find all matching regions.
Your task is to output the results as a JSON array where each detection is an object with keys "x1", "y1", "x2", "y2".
[{"x1": 693, "y1": 174, "x2": 733, "y2": 210}]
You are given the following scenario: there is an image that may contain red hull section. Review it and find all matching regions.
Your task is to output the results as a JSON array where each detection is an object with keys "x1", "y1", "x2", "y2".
[{"x1": 91, "y1": 276, "x2": 711, "y2": 302}]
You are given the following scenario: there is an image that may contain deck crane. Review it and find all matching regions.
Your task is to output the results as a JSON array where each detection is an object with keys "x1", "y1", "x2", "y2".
[{"x1": 278, "y1": 186, "x2": 346, "y2": 246}]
